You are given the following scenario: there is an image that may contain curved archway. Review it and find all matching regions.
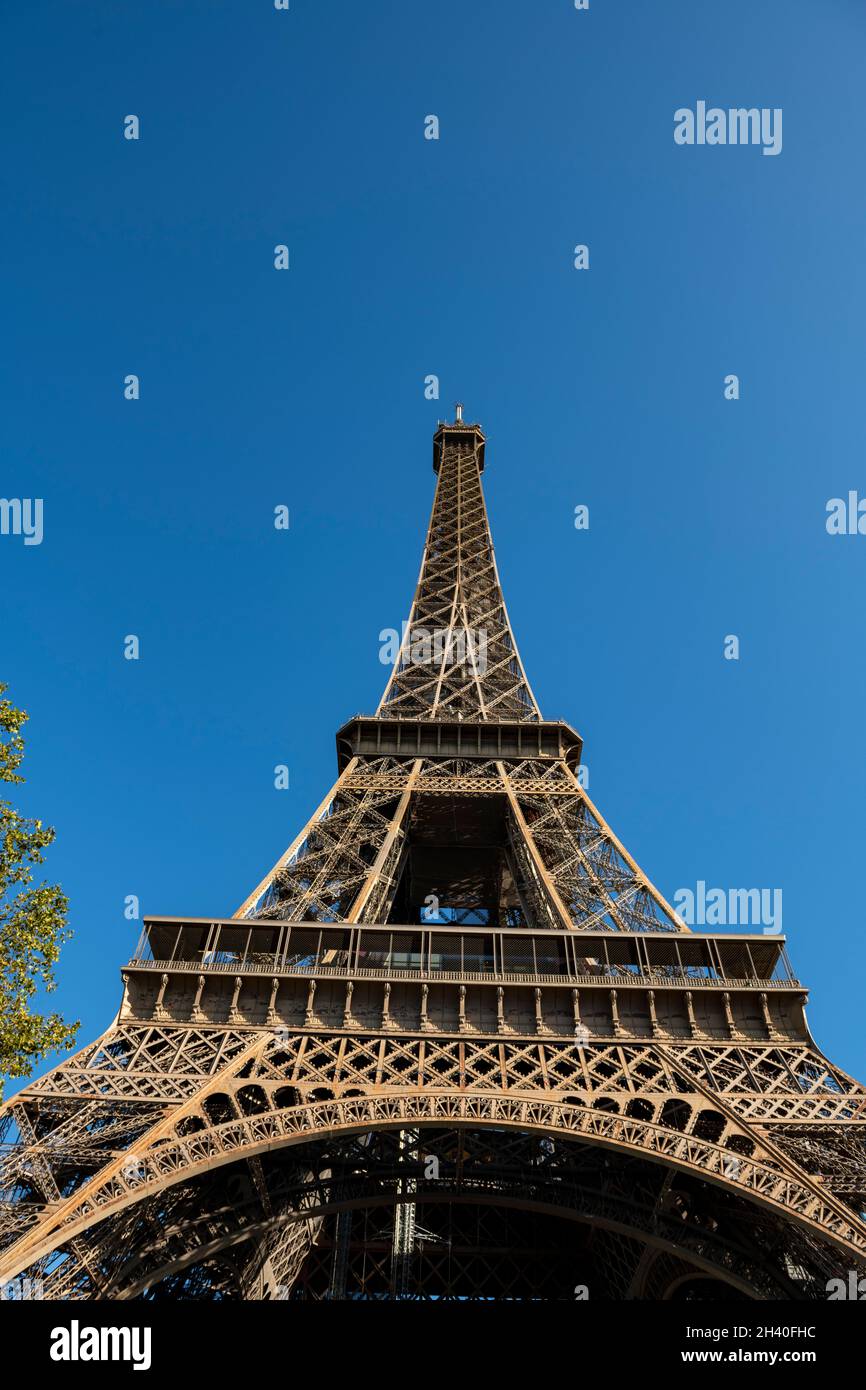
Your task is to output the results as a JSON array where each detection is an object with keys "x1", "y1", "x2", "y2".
[{"x1": 2, "y1": 1087, "x2": 865, "y2": 1291}]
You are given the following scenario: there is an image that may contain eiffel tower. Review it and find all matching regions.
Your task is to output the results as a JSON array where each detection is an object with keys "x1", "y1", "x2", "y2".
[{"x1": 2, "y1": 409, "x2": 866, "y2": 1301}]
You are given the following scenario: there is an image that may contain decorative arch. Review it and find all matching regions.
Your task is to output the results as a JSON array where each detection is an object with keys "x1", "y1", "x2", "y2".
[{"x1": 2, "y1": 1087, "x2": 865, "y2": 1287}]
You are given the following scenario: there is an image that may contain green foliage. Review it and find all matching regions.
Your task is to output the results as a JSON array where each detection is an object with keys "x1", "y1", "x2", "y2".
[{"x1": 0, "y1": 683, "x2": 78, "y2": 1099}]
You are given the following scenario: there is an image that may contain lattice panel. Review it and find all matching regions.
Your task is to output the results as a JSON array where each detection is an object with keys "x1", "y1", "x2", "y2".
[
  {"x1": 516, "y1": 788, "x2": 686, "y2": 933},
  {"x1": 258, "y1": 774, "x2": 407, "y2": 922}
]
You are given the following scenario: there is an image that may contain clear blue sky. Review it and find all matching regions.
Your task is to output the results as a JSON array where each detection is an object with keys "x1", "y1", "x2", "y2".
[{"x1": 2, "y1": 1, "x2": 865, "y2": 1085}]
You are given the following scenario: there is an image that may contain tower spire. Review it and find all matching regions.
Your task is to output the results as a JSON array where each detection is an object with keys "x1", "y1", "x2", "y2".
[{"x1": 380, "y1": 413, "x2": 538, "y2": 721}]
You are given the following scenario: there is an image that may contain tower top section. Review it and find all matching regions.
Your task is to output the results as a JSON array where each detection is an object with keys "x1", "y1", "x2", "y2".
[
  {"x1": 379, "y1": 409, "x2": 538, "y2": 722},
  {"x1": 433, "y1": 403, "x2": 486, "y2": 474}
]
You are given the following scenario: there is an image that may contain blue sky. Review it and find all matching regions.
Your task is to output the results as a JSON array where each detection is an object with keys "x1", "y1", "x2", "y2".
[{"x1": 2, "y1": 0, "x2": 866, "y2": 1085}]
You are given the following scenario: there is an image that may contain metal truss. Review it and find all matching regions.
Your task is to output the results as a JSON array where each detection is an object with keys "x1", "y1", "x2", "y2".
[
  {"x1": 377, "y1": 421, "x2": 539, "y2": 722},
  {"x1": 242, "y1": 754, "x2": 685, "y2": 932},
  {"x1": 2, "y1": 410, "x2": 864, "y2": 1299}
]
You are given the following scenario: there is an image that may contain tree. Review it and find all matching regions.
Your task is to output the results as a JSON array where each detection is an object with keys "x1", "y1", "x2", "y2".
[{"x1": 0, "y1": 683, "x2": 78, "y2": 1100}]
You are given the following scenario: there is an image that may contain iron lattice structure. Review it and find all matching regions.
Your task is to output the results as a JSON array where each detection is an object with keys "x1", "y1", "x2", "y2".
[{"x1": 2, "y1": 411, "x2": 866, "y2": 1301}]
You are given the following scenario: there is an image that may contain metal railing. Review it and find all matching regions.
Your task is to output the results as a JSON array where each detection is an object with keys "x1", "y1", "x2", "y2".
[{"x1": 124, "y1": 957, "x2": 798, "y2": 989}]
